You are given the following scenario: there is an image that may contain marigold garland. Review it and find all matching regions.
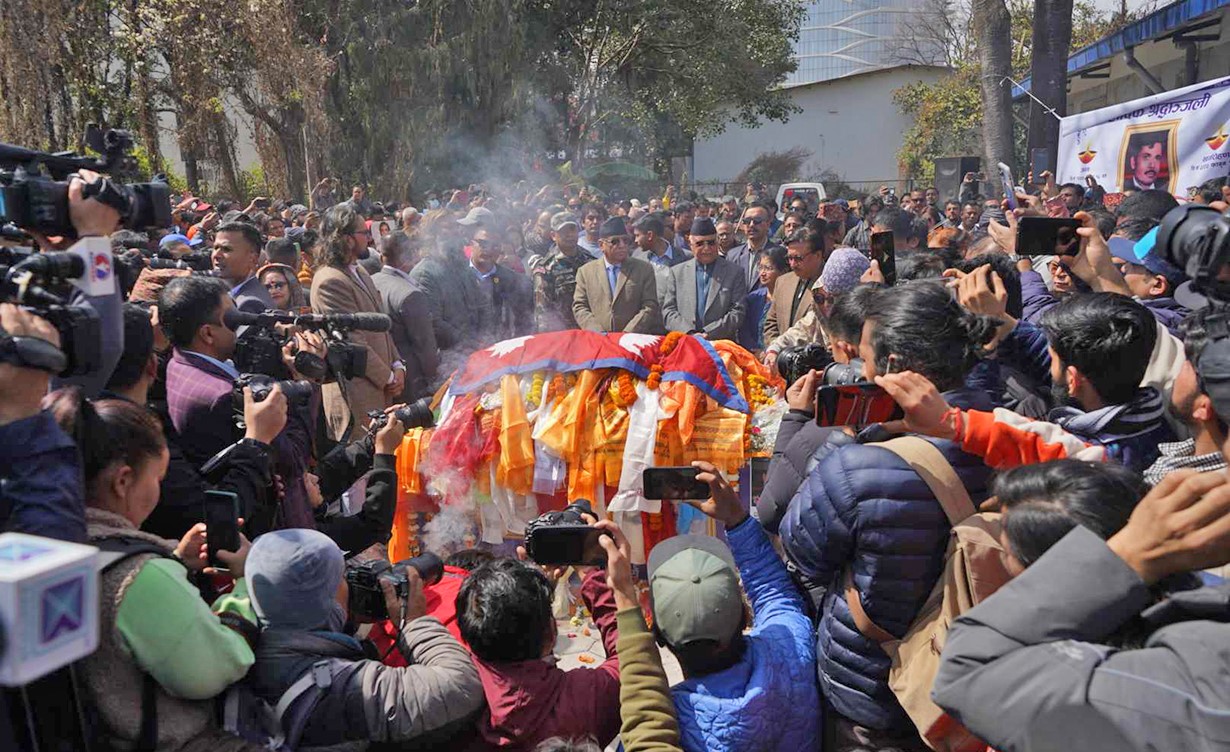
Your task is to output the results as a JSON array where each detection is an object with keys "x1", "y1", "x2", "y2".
[
  {"x1": 646, "y1": 364, "x2": 665, "y2": 390},
  {"x1": 546, "y1": 373, "x2": 567, "y2": 404},
  {"x1": 746, "y1": 374, "x2": 774, "y2": 408},
  {"x1": 660, "y1": 331, "x2": 685, "y2": 356},
  {"x1": 609, "y1": 371, "x2": 638, "y2": 408},
  {"x1": 526, "y1": 371, "x2": 546, "y2": 409}
]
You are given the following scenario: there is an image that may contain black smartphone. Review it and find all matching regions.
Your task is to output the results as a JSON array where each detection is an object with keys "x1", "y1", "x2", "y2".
[
  {"x1": 749, "y1": 457, "x2": 770, "y2": 501},
  {"x1": 204, "y1": 490, "x2": 241, "y2": 569},
  {"x1": 254, "y1": 198, "x2": 271, "y2": 209},
  {"x1": 815, "y1": 383, "x2": 901, "y2": 430},
  {"x1": 1015, "y1": 216, "x2": 1082, "y2": 258},
  {"x1": 869, "y1": 231, "x2": 897, "y2": 285},
  {"x1": 526, "y1": 526, "x2": 608, "y2": 566},
  {"x1": 1029, "y1": 148, "x2": 1051, "y2": 184},
  {"x1": 643, "y1": 467, "x2": 712, "y2": 500}
]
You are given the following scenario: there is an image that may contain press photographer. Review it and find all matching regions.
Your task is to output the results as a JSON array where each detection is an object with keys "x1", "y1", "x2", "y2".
[{"x1": 157, "y1": 275, "x2": 315, "y2": 534}]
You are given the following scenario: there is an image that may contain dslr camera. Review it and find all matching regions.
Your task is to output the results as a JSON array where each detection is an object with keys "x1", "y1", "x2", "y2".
[
  {"x1": 366, "y1": 398, "x2": 436, "y2": 433},
  {"x1": 1156, "y1": 204, "x2": 1230, "y2": 304},
  {"x1": 776, "y1": 344, "x2": 833, "y2": 386},
  {"x1": 524, "y1": 499, "x2": 607, "y2": 566},
  {"x1": 346, "y1": 552, "x2": 444, "y2": 621},
  {"x1": 231, "y1": 373, "x2": 313, "y2": 430}
]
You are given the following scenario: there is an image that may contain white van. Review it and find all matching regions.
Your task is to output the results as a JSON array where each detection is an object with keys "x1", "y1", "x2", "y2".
[{"x1": 775, "y1": 182, "x2": 827, "y2": 218}]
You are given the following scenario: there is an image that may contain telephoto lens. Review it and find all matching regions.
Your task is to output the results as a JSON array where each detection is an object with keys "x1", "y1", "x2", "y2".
[{"x1": 822, "y1": 358, "x2": 866, "y2": 386}]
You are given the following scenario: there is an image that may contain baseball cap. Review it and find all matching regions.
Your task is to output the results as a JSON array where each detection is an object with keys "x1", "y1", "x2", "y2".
[
  {"x1": 647, "y1": 534, "x2": 743, "y2": 647},
  {"x1": 159, "y1": 233, "x2": 191, "y2": 249},
  {"x1": 457, "y1": 206, "x2": 493, "y2": 226},
  {"x1": 1107, "y1": 236, "x2": 1135, "y2": 261},
  {"x1": 550, "y1": 212, "x2": 579, "y2": 232},
  {"x1": 1124, "y1": 226, "x2": 1189, "y2": 291}
]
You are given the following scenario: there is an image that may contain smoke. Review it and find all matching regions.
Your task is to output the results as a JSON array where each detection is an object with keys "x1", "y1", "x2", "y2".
[{"x1": 422, "y1": 500, "x2": 481, "y2": 557}]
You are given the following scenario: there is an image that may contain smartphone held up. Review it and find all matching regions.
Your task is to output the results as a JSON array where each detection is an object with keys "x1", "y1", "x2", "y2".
[{"x1": 203, "y1": 490, "x2": 241, "y2": 569}]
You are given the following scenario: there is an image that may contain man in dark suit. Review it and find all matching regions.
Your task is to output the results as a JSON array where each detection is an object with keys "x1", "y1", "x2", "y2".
[
  {"x1": 210, "y1": 220, "x2": 274, "y2": 312},
  {"x1": 158, "y1": 275, "x2": 316, "y2": 531},
  {"x1": 726, "y1": 202, "x2": 783, "y2": 293},
  {"x1": 763, "y1": 227, "x2": 826, "y2": 347},
  {"x1": 467, "y1": 225, "x2": 534, "y2": 341},
  {"x1": 632, "y1": 212, "x2": 691, "y2": 308},
  {"x1": 573, "y1": 217, "x2": 662, "y2": 333},
  {"x1": 373, "y1": 231, "x2": 440, "y2": 401},
  {"x1": 662, "y1": 218, "x2": 748, "y2": 341}
]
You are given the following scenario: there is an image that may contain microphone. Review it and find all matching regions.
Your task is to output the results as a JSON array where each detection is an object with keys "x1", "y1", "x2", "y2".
[{"x1": 223, "y1": 308, "x2": 392, "y2": 332}]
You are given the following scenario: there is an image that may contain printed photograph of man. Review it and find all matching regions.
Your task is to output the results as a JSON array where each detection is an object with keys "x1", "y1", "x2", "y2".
[{"x1": 1120, "y1": 124, "x2": 1178, "y2": 193}]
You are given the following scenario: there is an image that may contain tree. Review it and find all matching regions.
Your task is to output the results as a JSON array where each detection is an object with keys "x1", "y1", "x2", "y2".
[
  {"x1": 734, "y1": 147, "x2": 813, "y2": 186},
  {"x1": 974, "y1": 0, "x2": 1015, "y2": 177}
]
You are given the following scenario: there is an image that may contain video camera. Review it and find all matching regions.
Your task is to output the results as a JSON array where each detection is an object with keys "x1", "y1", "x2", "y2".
[
  {"x1": 223, "y1": 308, "x2": 392, "y2": 383},
  {"x1": 346, "y1": 552, "x2": 444, "y2": 621},
  {"x1": 0, "y1": 246, "x2": 101, "y2": 375},
  {"x1": 0, "y1": 126, "x2": 171, "y2": 238}
]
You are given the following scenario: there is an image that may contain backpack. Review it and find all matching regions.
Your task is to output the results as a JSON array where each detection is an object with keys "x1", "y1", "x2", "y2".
[
  {"x1": 222, "y1": 658, "x2": 357, "y2": 751},
  {"x1": 843, "y1": 436, "x2": 1014, "y2": 752}
]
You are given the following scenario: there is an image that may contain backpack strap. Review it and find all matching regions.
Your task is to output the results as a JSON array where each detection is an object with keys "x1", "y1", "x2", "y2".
[
  {"x1": 276, "y1": 659, "x2": 357, "y2": 750},
  {"x1": 843, "y1": 436, "x2": 976, "y2": 645}
]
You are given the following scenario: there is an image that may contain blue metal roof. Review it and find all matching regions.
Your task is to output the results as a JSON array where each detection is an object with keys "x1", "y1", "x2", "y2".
[{"x1": 1013, "y1": 0, "x2": 1230, "y2": 97}]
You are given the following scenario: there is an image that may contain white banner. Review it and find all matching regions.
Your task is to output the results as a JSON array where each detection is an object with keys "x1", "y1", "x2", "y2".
[{"x1": 1057, "y1": 75, "x2": 1230, "y2": 197}]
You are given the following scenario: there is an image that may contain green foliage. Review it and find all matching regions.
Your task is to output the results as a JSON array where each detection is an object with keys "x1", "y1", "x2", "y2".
[
  {"x1": 130, "y1": 144, "x2": 188, "y2": 194},
  {"x1": 894, "y1": 68, "x2": 984, "y2": 183},
  {"x1": 238, "y1": 167, "x2": 272, "y2": 202}
]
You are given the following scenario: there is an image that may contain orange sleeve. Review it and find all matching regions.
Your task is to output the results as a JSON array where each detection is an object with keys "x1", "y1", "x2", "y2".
[{"x1": 961, "y1": 408, "x2": 1108, "y2": 470}]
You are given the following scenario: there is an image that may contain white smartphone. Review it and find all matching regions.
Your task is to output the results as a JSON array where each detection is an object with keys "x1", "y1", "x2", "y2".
[{"x1": 997, "y1": 162, "x2": 1019, "y2": 210}]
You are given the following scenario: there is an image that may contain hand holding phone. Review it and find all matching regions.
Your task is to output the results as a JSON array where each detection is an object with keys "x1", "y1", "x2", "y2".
[
  {"x1": 1015, "y1": 216, "x2": 1081, "y2": 258},
  {"x1": 997, "y1": 162, "x2": 1018, "y2": 210},
  {"x1": 204, "y1": 490, "x2": 241, "y2": 570},
  {"x1": 643, "y1": 467, "x2": 712, "y2": 500},
  {"x1": 869, "y1": 231, "x2": 897, "y2": 285}
]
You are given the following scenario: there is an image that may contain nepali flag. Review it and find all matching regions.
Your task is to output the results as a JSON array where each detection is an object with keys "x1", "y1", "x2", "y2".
[{"x1": 449, "y1": 331, "x2": 749, "y2": 413}]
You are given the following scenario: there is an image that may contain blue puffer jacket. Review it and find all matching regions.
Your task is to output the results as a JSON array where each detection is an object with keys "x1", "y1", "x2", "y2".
[
  {"x1": 672, "y1": 517, "x2": 821, "y2": 752},
  {"x1": 779, "y1": 387, "x2": 995, "y2": 731}
]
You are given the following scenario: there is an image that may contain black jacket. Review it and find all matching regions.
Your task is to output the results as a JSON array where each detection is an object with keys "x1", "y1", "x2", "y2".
[{"x1": 314, "y1": 439, "x2": 397, "y2": 556}]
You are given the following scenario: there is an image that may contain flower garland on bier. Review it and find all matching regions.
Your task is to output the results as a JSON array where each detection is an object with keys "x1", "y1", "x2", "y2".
[{"x1": 390, "y1": 330, "x2": 787, "y2": 561}]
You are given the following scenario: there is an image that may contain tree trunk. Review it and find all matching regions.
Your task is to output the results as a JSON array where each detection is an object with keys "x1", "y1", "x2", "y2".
[
  {"x1": 1027, "y1": 0, "x2": 1073, "y2": 179},
  {"x1": 973, "y1": 0, "x2": 1014, "y2": 189}
]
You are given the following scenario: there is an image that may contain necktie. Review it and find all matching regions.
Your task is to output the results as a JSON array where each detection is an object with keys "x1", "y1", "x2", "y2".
[
  {"x1": 608, "y1": 265, "x2": 620, "y2": 297},
  {"x1": 696, "y1": 265, "x2": 710, "y2": 326}
]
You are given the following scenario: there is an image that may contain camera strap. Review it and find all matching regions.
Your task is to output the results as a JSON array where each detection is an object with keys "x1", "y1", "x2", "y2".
[{"x1": 0, "y1": 333, "x2": 67, "y2": 373}]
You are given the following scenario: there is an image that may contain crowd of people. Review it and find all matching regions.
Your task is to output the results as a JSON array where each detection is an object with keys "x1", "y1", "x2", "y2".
[{"x1": 3, "y1": 165, "x2": 1230, "y2": 752}]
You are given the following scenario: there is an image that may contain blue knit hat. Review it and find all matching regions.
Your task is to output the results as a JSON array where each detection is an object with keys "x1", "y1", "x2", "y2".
[
  {"x1": 819, "y1": 247, "x2": 871, "y2": 294},
  {"x1": 247, "y1": 529, "x2": 345, "y2": 630}
]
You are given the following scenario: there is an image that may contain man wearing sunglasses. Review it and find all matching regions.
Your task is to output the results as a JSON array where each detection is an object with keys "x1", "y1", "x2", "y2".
[
  {"x1": 573, "y1": 217, "x2": 662, "y2": 334},
  {"x1": 726, "y1": 202, "x2": 783, "y2": 292},
  {"x1": 662, "y1": 218, "x2": 747, "y2": 340}
]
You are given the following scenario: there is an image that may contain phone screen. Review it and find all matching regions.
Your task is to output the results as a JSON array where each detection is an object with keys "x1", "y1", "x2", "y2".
[
  {"x1": 204, "y1": 490, "x2": 241, "y2": 569},
  {"x1": 527, "y1": 527, "x2": 608, "y2": 566},
  {"x1": 749, "y1": 457, "x2": 770, "y2": 501},
  {"x1": 1015, "y1": 217, "x2": 1081, "y2": 258},
  {"x1": 1029, "y1": 148, "x2": 1051, "y2": 184},
  {"x1": 643, "y1": 467, "x2": 712, "y2": 500},
  {"x1": 997, "y1": 162, "x2": 1018, "y2": 210},
  {"x1": 815, "y1": 383, "x2": 901, "y2": 429},
  {"x1": 869, "y1": 231, "x2": 897, "y2": 285}
]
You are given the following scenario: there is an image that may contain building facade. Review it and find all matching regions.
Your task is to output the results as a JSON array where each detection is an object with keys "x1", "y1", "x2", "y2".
[{"x1": 789, "y1": 0, "x2": 933, "y2": 86}]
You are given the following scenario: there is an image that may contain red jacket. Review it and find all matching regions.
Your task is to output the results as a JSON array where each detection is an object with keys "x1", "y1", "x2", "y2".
[
  {"x1": 463, "y1": 568, "x2": 621, "y2": 751},
  {"x1": 370, "y1": 565, "x2": 471, "y2": 667}
]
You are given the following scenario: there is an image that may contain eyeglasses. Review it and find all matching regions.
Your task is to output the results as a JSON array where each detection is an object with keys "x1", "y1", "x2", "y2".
[
  {"x1": 265, "y1": 281, "x2": 287, "y2": 291},
  {"x1": 786, "y1": 251, "x2": 814, "y2": 264},
  {"x1": 740, "y1": 217, "x2": 767, "y2": 226},
  {"x1": 603, "y1": 236, "x2": 632, "y2": 246}
]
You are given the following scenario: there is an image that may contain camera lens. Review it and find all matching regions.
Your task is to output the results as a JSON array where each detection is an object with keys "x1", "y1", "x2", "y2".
[
  {"x1": 399, "y1": 552, "x2": 444, "y2": 586},
  {"x1": 394, "y1": 398, "x2": 435, "y2": 429},
  {"x1": 822, "y1": 359, "x2": 865, "y2": 386},
  {"x1": 1156, "y1": 204, "x2": 1230, "y2": 291}
]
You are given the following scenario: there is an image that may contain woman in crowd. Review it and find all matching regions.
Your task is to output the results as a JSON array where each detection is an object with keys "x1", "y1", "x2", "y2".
[
  {"x1": 259, "y1": 263, "x2": 307, "y2": 312},
  {"x1": 45, "y1": 389, "x2": 258, "y2": 752},
  {"x1": 739, "y1": 245, "x2": 789, "y2": 352}
]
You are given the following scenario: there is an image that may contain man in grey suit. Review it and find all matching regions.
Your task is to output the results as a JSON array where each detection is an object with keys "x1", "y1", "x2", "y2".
[
  {"x1": 573, "y1": 217, "x2": 662, "y2": 334},
  {"x1": 662, "y1": 218, "x2": 748, "y2": 341},
  {"x1": 372, "y1": 231, "x2": 440, "y2": 400},
  {"x1": 725, "y1": 202, "x2": 783, "y2": 293},
  {"x1": 210, "y1": 220, "x2": 274, "y2": 312}
]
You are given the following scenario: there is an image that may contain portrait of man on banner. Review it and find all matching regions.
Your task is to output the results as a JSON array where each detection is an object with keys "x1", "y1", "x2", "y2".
[{"x1": 1119, "y1": 121, "x2": 1179, "y2": 193}]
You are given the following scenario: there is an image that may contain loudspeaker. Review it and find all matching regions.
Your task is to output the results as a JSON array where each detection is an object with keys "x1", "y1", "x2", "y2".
[{"x1": 934, "y1": 157, "x2": 981, "y2": 203}]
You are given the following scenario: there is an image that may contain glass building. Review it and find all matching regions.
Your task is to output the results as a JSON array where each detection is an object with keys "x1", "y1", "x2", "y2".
[{"x1": 788, "y1": 0, "x2": 926, "y2": 86}]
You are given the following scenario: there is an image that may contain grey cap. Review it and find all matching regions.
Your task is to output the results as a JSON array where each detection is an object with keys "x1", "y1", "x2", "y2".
[
  {"x1": 550, "y1": 211, "x2": 579, "y2": 232},
  {"x1": 457, "y1": 206, "x2": 494, "y2": 226},
  {"x1": 647, "y1": 534, "x2": 743, "y2": 647}
]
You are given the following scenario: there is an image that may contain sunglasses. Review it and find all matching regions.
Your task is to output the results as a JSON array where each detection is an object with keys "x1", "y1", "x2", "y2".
[
  {"x1": 786, "y1": 251, "x2": 814, "y2": 263},
  {"x1": 740, "y1": 217, "x2": 767, "y2": 226},
  {"x1": 603, "y1": 236, "x2": 632, "y2": 246}
]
